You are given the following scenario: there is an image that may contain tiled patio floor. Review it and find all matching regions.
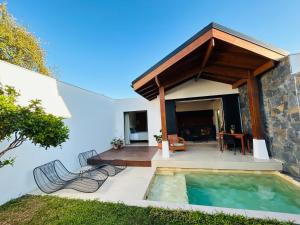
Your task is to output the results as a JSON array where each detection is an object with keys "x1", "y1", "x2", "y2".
[{"x1": 152, "y1": 141, "x2": 283, "y2": 171}]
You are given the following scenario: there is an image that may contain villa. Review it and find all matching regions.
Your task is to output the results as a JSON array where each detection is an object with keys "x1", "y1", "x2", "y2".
[{"x1": 0, "y1": 23, "x2": 300, "y2": 223}]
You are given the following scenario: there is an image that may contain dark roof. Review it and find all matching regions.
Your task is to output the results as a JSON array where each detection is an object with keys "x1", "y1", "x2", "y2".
[{"x1": 131, "y1": 22, "x2": 288, "y2": 86}]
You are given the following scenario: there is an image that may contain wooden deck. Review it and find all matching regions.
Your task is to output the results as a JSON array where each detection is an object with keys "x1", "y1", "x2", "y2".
[{"x1": 87, "y1": 146, "x2": 157, "y2": 167}]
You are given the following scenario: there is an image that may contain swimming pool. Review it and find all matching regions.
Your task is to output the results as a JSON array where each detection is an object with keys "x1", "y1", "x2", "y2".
[{"x1": 146, "y1": 170, "x2": 300, "y2": 214}]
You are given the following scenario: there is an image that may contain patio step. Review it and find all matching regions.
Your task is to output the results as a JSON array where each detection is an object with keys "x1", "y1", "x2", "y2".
[{"x1": 147, "y1": 173, "x2": 188, "y2": 204}]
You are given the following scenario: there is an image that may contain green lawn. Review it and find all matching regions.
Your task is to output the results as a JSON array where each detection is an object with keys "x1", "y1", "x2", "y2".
[{"x1": 0, "y1": 195, "x2": 293, "y2": 225}]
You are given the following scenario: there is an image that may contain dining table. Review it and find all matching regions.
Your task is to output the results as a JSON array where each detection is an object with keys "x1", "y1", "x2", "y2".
[{"x1": 218, "y1": 132, "x2": 248, "y2": 155}]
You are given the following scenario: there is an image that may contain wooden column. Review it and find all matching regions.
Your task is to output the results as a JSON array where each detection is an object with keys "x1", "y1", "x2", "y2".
[
  {"x1": 247, "y1": 72, "x2": 264, "y2": 139},
  {"x1": 159, "y1": 86, "x2": 167, "y2": 141}
]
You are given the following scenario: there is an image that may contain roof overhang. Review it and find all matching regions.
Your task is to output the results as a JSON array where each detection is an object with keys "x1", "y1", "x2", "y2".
[{"x1": 132, "y1": 22, "x2": 289, "y2": 100}]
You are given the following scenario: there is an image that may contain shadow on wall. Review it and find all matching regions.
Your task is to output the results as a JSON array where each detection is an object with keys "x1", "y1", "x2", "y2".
[{"x1": 56, "y1": 81, "x2": 115, "y2": 157}]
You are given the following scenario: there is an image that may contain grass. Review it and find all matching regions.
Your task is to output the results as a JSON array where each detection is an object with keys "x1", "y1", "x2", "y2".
[{"x1": 0, "y1": 195, "x2": 294, "y2": 225}]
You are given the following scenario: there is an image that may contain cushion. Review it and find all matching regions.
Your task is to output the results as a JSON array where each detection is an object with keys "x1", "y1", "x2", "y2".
[{"x1": 172, "y1": 143, "x2": 184, "y2": 147}]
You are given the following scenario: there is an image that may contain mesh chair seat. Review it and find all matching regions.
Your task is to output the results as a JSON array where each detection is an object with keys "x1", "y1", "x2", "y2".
[
  {"x1": 78, "y1": 150, "x2": 126, "y2": 176},
  {"x1": 33, "y1": 160, "x2": 108, "y2": 194}
]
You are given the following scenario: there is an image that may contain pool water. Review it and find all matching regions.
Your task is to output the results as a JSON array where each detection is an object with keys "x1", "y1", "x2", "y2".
[{"x1": 147, "y1": 171, "x2": 300, "y2": 214}]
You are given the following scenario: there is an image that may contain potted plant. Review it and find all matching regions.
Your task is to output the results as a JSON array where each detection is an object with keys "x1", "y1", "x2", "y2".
[
  {"x1": 154, "y1": 130, "x2": 162, "y2": 149},
  {"x1": 111, "y1": 138, "x2": 124, "y2": 150},
  {"x1": 230, "y1": 124, "x2": 235, "y2": 134}
]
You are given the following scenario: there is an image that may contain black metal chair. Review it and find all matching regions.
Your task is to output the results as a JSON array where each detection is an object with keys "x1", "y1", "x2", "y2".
[
  {"x1": 222, "y1": 134, "x2": 237, "y2": 154},
  {"x1": 78, "y1": 150, "x2": 126, "y2": 176},
  {"x1": 33, "y1": 160, "x2": 108, "y2": 194}
]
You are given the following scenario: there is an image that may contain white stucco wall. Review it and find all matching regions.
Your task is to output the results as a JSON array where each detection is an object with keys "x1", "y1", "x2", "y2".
[
  {"x1": 114, "y1": 98, "x2": 160, "y2": 146},
  {"x1": 0, "y1": 61, "x2": 71, "y2": 118},
  {"x1": 0, "y1": 61, "x2": 115, "y2": 205}
]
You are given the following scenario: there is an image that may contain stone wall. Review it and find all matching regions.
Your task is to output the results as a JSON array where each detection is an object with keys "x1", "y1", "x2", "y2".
[
  {"x1": 239, "y1": 56, "x2": 300, "y2": 177},
  {"x1": 238, "y1": 84, "x2": 252, "y2": 135}
]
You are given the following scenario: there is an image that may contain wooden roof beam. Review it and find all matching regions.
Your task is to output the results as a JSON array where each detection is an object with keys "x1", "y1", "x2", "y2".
[
  {"x1": 201, "y1": 77, "x2": 233, "y2": 85},
  {"x1": 144, "y1": 91, "x2": 158, "y2": 100},
  {"x1": 201, "y1": 73, "x2": 236, "y2": 84},
  {"x1": 232, "y1": 60, "x2": 274, "y2": 89},
  {"x1": 195, "y1": 38, "x2": 215, "y2": 81},
  {"x1": 138, "y1": 87, "x2": 158, "y2": 96},
  {"x1": 232, "y1": 79, "x2": 247, "y2": 89},
  {"x1": 203, "y1": 72, "x2": 237, "y2": 81},
  {"x1": 164, "y1": 66, "x2": 202, "y2": 89},
  {"x1": 155, "y1": 76, "x2": 161, "y2": 87},
  {"x1": 133, "y1": 29, "x2": 213, "y2": 90},
  {"x1": 212, "y1": 61, "x2": 257, "y2": 70},
  {"x1": 253, "y1": 60, "x2": 275, "y2": 77},
  {"x1": 204, "y1": 65, "x2": 249, "y2": 78},
  {"x1": 133, "y1": 26, "x2": 287, "y2": 91},
  {"x1": 203, "y1": 72, "x2": 241, "y2": 83},
  {"x1": 212, "y1": 28, "x2": 286, "y2": 61},
  {"x1": 204, "y1": 70, "x2": 248, "y2": 79},
  {"x1": 137, "y1": 83, "x2": 156, "y2": 94},
  {"x1": 163, "y1": 62, "x2": 245, "y2": 89}
]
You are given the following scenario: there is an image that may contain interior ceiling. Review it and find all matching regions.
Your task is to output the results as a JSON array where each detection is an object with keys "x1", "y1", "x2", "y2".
[
  {"x1": 176, "y1": 99, "x2": 221, "y2": 112},
  {"x1": 135, "y1": 38, "x2": 280, "y2": 101}
]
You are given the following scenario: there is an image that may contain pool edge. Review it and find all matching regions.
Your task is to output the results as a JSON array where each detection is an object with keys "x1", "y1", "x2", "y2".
[{"x1": 143, "y1": 167, "x2": 300, "y2": 223}]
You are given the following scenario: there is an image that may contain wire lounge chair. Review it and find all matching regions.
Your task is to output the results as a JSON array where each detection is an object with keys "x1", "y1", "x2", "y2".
[
  {"x1": 33, "y1": 160, "x2": 108, "y2": 194},
  {"x1": 78, "y1": 150, "x2": 126, "y2": 176}
]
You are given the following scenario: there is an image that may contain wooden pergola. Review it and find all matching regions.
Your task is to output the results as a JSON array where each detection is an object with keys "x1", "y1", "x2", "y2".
[{"x1": 132, "y1": 23, "x2": 288, "y2": 151}]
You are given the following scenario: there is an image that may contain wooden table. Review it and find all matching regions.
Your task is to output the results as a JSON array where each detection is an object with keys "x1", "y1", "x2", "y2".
[{"x1": 218, "y1": 132, "x2": 246, "y2": 155}]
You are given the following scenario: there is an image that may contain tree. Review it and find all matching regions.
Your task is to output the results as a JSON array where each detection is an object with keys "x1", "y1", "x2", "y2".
[
  {"x1": 0, "y1": 3, "x2": 50, "y2": 75},
  {"x1": 0, "y1": 85, "x2": 69, "y2": 168}
]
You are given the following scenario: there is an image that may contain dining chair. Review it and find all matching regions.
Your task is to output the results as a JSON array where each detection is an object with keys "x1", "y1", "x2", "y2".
[{"x1": 222, "y1": 134, "x2": 236, "y2": 154}]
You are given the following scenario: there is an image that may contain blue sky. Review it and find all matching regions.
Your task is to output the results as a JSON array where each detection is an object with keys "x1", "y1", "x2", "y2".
[{"x1": 4, "y1": 0, "x2": 300, "y2": 98}]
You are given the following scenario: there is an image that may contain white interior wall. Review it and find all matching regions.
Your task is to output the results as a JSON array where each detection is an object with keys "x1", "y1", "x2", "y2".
[
  {"x1": 0, "y1": 61, "x2": 115, "y2": 205},
  {"x1": 176, "y1": 100, "x2": 216, "y2": 112},
  {"x1": 165, "y1": 78, "x2": 238, "y2": 100}
]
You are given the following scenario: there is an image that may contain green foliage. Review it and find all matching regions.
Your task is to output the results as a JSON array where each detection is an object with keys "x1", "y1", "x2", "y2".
[
  {"x1": 154, "y1": 129, "x2": 162, "y2": 142},
  {"x1": 0, "y1": 157, "x2": 15, "y2": 168},
  {"x1": 0, "y1": 85, "x2": 69, "y2": 168},
  {"x1": 0, "y1": 3, "x2": 50, "y2": 75},
  {"x1": 0, "y1": 195, "x2": 293, "y2": 225},
  {"x1": 110, "y1": 138, "x2": 124, "y2": 149}
]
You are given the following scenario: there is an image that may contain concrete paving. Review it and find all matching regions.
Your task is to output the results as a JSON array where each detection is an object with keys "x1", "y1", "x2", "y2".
[{"x1": 152, "y1": 142, "x2": 283, "y2": 171}]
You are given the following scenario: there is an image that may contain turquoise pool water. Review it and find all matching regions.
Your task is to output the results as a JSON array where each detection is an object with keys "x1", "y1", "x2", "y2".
[{"x1": 147, "y1": 172, "x2": 300, "y2": 214}]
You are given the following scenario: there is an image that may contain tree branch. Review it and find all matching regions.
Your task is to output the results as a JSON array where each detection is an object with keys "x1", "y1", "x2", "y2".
[{"x1": 0, "y1": 132, "x2": 26, "y2": 158}]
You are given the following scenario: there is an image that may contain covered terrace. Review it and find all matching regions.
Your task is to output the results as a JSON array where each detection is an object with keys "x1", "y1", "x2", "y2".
[{"x1": 132, "y1": 22, "x2": 288, "y2": 160}]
